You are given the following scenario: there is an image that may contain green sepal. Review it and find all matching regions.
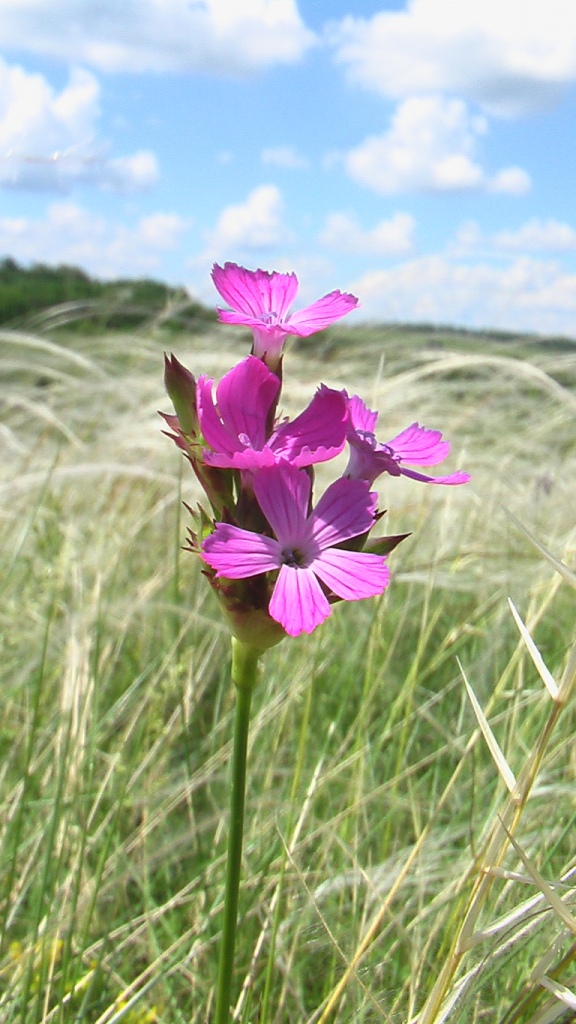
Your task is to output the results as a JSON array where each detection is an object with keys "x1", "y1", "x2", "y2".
[
  {"x1": 164, "y1": 352, "x2": 199, "y2": 436},
  {"x1": 364, "y1": 532, "x2": 411, "y2": 556}
]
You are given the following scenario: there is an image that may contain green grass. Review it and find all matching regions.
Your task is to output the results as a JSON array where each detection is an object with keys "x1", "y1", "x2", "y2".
[{"x1": 0, "y1": 320, "x2": 575, "y2": 1023}]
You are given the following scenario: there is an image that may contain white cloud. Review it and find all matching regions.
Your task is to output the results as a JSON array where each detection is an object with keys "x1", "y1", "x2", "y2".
[
  {"x1": 451, "y1": 218, "x2": 576, "y2": 255},
  {"x1": 494, "y1": 218, "x2": 576, "y2": 251},
  {"x1": 0, "y1": 58, "x2": 158, "y2": 192},
  {"x1": 319, "y1": 211, "x2": 415, "y2": 256},
  {"x1": 0, "y1": 62, "x2": 98, "y2": 185},
  {"x1": 102, "y1": 151, "x2": 159, "y2": 193},
  {"x1": 201, "y1": 184, "x2": 293, "y2": 261},
  {"x1": 488, "y1": 167, "x2": 532, "y2": 195},
  {"x1": 0, "y1": 0, "x2": 315, "y2": 74},
  {"x1": 0, "y1": 203, "x2": 187, "y2": 277},
  {"x1": 330, "y1": 0, "x2": 576, "y2": 116},
  {"x1": 344, "y1": 96, "x2": 530, "y2": 195},
  {"x1": 350, "y1": 254, "x2": 576, "y2": 335},
  {"x1": 261, "y1": 145, "x2": 309, "y2": 169},
  {"x1": 132, "y1": 213, "x2": 188, "y2": 251}
]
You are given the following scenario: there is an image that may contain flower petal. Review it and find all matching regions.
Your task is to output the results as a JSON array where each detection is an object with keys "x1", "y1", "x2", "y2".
[
  {"x1": 312, "y1": 548, "x2": 390, "y2": 601},
  {"x1": 212, "y1": 262, "x2": 298, "y2": 320},
  {"x1": 215, "y1": 356, "x2": 278, "y2": 449},
  {"x1": 197, "y1": 374, "x2": 240, "y2": 455},
  {"x1": 347, "y1": 393, "x2": 379, "y2": 433},
  {"x1": 310, "y1": 477, "x2": 377, "y2": 549},
  {"x1": 400, "y1": 467, "x2": 471, "y2": 485},
  {"x1": 215, "y1": 309, "x2": 267, "y2": 328},
  {"x1": 265, "y1": 269, "x2": 300, "y2": 319},
  {"x1": 202, "y1": 523, "x2": 281, "y2": 577},
  {"x1": 345, "y1": 435, "x2": 396, "y2": 485},
  {"x1": 385, "y1": 422, "x2": 451, "y2": 466},
  {"x1": 203, "y1": 447, "x2": 278, "y2": 470},
  {"x1": 284, "y1": 290, "x2": 359, "y2": 337},
  {"x1": 253, "y1": 463, "x2": 310, "y2": 545},
  {"x1": 269, "y1": 565, "x2": 330, "y2": 636},
  {"x1": 198, "y1": 356, "x2": 278, "y2": 457},
  {"x1": 271, "y1": 385, "x2": 348, "y2": 467}
]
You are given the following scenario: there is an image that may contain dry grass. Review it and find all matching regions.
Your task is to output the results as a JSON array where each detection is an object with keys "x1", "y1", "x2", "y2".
[{"x1": 0, "y1": 321, "x2": 575, "y2": 1023}]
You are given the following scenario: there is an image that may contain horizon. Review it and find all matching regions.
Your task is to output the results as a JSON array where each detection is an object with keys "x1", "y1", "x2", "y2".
[{"x1": 6, "y1": 255, "x2": 576, "y2": 343}]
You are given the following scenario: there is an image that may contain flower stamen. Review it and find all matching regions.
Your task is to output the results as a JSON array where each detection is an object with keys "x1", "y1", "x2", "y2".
[{"x1": 281, "y1": 546, "x2": 306, "y2": 567}]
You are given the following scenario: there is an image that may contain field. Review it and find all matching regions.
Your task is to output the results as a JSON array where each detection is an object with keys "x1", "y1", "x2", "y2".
[{"x1": 1, "y1": 317, "x2": 576, "y2": 1023}]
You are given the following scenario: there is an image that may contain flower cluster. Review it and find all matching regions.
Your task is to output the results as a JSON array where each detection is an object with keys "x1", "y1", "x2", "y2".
[{"x1": 163, "y1": 262, "x2": 469, "y2": 647}]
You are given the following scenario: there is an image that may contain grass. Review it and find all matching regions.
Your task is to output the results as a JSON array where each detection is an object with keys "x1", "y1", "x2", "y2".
[{"x1": 0, "y1": 318, "x2": 575, "y2": 1023}]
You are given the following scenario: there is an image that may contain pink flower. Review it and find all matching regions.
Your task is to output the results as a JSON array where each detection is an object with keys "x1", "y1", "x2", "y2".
[
  {"x1": 212, "y1": 262, "x2": 359, "y2": 369},
  {"x1": 345, "y1": 395, "x2": 470, "y2": 486},
  {"x1": 197, "y1": 355, "x2": 348, "y2": 470},
  {"x1": 202, "y1": 463, "x2": 390, "y2": 637}
]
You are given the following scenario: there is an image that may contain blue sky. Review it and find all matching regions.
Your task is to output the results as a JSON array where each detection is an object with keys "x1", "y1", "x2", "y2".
[{"x1": 2, "y1": 0, "x2": 576, "y2": 334}]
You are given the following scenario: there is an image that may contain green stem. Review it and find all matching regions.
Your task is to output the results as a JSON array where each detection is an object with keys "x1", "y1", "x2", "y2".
[
  {"x1": 259, "y1": 669, "x2": 314, "y2": 1020},
  {"x1": 214, "y1": 639, "x2": 260, "y2": 1024}
]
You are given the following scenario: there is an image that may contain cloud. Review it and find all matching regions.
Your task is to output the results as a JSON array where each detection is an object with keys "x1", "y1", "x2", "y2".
[
  {"x1": 0, "y1": 61, "x2": 99, "y2": 186},
  {"x1": 319, "y1": 211, "x2": 415, "y2": 256},
  {"x1": 0, "y1": 58, "x2": 158, "y2": 192},
  {"x1": 0, "y1": 203, "x2": 188, "y2": 277},
  {"x1": 261, "y1": 145, "x2": 309, "y2": 169},
  {"x1": 344, "y1": 96, "x2": 531, "y2": 195},
  {"x1": 102, "y1": 151, "x2": 159, "y2": 193},
  {"x1": 350, "y1": 254, "x2": 576, "y2": 335},
  {"x1": 330, "y1": 0, "x2": 576, "y2": 116},
  {"x1": 451, "y1": 218, "x2": 576, "y2": 255},
  {"x1": 130, "y1": 212, "x2": 188, "y2": 251},
  {"x1": 488, "y1": 167, "x2": 532, "y2": 195},
  {"x1": 0, "y1": 0, "x2": 315, "y2": 75},
  {"x1": 493, "y1": 218, "x2": 576, "y2": 251},
  {"x1": 200, "y1": 184, "x2": 293, "y2": 261}
]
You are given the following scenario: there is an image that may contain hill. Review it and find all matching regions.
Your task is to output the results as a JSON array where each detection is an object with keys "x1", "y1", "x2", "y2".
[{"x1": 0, "y1": 257, "x2": 215, "y2": 332}]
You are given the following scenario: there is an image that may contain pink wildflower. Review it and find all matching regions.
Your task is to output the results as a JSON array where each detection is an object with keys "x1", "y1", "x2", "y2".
[
  {"x1": 202, "y1": 463, "x2": 390, "y2": 637},
  {"x1": 197, "y1": 355, "x2": 348, "y2": 471},
  {"x1": 212, "y1": 262, "x2": 359, "y2": 369},
  {"x1": 345, "y1": 395, "x2": 470, "y2": 487}
]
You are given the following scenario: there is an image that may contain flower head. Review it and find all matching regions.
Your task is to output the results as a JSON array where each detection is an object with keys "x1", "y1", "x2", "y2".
[
  {"x1": 198, "y1": 355, "x2": 348, "y2": 471},
  {"x1": 202, "y1": 463, "x2": 390, "y2": 637},
  {"x1": 212, "y1": 262, "x2": 359, "y2": 369},
  {"x1": 345, "y1": 395, "x2": 470, "y2": 487},
  {"x1": 163, "y1": 263, "x2": 470, "y2": 649}
]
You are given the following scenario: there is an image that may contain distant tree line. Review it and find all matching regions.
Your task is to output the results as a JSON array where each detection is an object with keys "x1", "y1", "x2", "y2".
[{"x1": 0, "y1": 257, "x2": 215, "y2": 332}]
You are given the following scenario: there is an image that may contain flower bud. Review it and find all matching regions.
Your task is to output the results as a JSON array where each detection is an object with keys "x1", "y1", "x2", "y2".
[{"x1": 164, "y1": 353, "x2": 198, "y2": 436}]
